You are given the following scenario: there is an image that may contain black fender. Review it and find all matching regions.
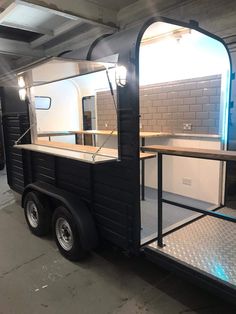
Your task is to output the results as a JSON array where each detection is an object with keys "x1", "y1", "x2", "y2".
[{"x1": 22, "y1": 182, "x2": 98, "y2": 250}]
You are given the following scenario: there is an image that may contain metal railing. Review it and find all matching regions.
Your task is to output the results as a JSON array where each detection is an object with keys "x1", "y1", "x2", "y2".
[{"x1": 155, "y1": 152, "x2": 236, "y2": 248}]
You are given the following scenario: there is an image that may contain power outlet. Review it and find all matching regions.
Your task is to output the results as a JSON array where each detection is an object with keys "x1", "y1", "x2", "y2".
[
  {"x1": 183, "y1": 123, "x2": 192, "y2": 130},
  {"x1": 182, "y1": 177, "x2": 192, "y2": 186}
]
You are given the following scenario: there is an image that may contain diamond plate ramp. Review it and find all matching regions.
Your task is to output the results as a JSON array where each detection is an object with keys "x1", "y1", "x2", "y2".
[{"x1": 147, "y1": 207, "x2": 236, "y2": 286}]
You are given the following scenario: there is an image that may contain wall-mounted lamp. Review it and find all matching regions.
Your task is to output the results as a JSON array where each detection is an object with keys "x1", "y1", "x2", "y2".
[
  {"x1": 18, "y1": 75, "x2": 27, "y2": 101},
  {"x1": 19, "y1": 88, "x2": 27, "y2": 101},
  {"x1": 18, "y1": 76, "x2": 25, "y2": 88},
  {"x1": 115, "y1": 65, "x2": 127, "y2": 87}
]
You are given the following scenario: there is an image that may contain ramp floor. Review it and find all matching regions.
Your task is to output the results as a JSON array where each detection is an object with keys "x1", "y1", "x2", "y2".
[{"x1": 146, "y1": 207, "x2": 236, "y2": 287}]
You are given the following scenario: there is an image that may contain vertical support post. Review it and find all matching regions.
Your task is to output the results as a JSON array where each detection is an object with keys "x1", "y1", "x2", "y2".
[
  {"x1": 141, "y1": 137, "x2": 145, "y2": 201},
  {"x1": 158, "y1": 153, "x2": 163, "y2": 247},
  {"x1": 93, "y1": 133, "x2": 96, "y2": 146}
]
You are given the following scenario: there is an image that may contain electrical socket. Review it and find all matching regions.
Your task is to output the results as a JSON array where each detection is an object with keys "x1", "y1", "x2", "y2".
[
  {"x1": 182, "y1": 177, "x2": 192, "y2": 186},
  {"x1": 183, "y1": 123, "x2": 192, "y2": 130}
]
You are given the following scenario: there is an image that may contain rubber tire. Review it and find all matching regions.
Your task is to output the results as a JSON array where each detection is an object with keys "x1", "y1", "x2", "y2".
[
  {"x1": 24, "y1": 191, "x2": 52, "y2": 237},
  {"x1": 52, "y1": 206, "x2": 86, "y2": 261}
]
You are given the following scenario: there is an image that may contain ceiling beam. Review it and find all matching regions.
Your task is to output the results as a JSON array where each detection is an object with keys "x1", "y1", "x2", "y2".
[
  {"x1": 0, "y1": 37, "x2": 46, "y2": 57},
  {"x1": 15, "y1": 0, "x2": 118, "y2": 27},
  {"x1": 45, "y1": 27, "x2": 113, "y2": 57},
  {"x1": 30, "y1": 20, "x2": 82, "y2": 48}
]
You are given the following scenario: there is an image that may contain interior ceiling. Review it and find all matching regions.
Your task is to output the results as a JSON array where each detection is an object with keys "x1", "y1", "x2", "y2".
[
  {"x1": 88, "y1": 0, "x2": 139, "y2": 11},
  {"x1": 0, "y1": 0, "x2": 236, "y2": 80}
]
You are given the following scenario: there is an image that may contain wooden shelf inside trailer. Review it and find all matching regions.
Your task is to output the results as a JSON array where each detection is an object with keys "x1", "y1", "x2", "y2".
[
  {"x1": 73, "y1": 130, "x2": 172, "y2": 138},
  {"x1": 142, "y1": 144, "x2": 236, "y2": 161}
]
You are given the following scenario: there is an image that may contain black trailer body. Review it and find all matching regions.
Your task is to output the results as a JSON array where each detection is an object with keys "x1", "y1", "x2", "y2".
[
  {"x1": 0, "y1": 109, "x2": 4, "y2": 170},
  {"x1": 1, "y1": 16, "x2": 236, "y2": 303}
]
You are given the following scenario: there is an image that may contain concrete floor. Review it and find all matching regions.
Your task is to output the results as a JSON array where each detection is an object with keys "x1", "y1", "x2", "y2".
[{"x1": 0, "y1": 169, "x2": 235, "y2": 314}]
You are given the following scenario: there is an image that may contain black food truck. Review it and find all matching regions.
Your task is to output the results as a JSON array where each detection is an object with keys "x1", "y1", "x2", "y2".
[
  {"x1": 1, "y1": 16, "x2": 236, "y2": 304},
  {"x1": 0, "y1": 100, "x2": 5, "y2": 170}
]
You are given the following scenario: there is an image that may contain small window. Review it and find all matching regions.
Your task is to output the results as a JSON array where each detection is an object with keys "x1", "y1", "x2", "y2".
[{"x1": 35, "y1": 96, "x2": 51, "y2": 110}]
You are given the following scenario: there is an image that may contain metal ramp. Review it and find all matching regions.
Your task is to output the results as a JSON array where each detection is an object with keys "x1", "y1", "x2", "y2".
[{"x1": 144, "y1": 207, "x2": 236, "y2": 303}]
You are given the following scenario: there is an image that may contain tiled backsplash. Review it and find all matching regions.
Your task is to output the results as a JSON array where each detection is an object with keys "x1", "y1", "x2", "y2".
[
  {"x1": 96, "y1": 75, "x2": 221, "y2": 134},
  {"x1": 96, "y1": 90, "x2": 117, "y2": 130}
]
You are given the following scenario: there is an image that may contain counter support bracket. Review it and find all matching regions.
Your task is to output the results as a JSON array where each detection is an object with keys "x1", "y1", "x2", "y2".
[
  {"x1": 141, "y1": 137, "x2": 145, "y2": 201},
  {"x1": 157, "y1": 153, "x2": 164, "y2": 247}
]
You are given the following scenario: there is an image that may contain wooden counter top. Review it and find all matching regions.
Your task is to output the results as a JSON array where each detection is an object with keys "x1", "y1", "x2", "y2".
[
  {"x1": 38, "y1": 131, "x2": 74, "y2": 137},
  {"x1": 15, "y1": 144, "x2": 117, "y2": 164},
  {"x1": 73, "y1": 130, "x2": 171, "y2": 138},
  {"x1": 142, "y1": 145, "x2": 236, "y2": 161},
  {"x1": 38, "y1": 130, "x2": 220, "y2": 140},
  {"x1": 35, "y1": 140, "x2": 156, "y2": 160}
]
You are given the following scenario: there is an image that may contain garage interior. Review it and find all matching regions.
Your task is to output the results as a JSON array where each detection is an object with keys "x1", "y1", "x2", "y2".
[{"x1": 0, "y1": 0, "x2": 236, "y2": 313}]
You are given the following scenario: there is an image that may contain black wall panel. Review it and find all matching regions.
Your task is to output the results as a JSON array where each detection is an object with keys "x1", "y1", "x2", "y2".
[
  {"x1": 2, "y1": 113, "x2": 30, "y2": 193},
  {"x1": 56, "y1": 158, "x2": 92, "y2": 201},
  {"x1": 0, "y1": 28, "x2": 142, "y2": 252},
  {"x1": 1, "y1": 86, "x2": 30, "y2": 193}
]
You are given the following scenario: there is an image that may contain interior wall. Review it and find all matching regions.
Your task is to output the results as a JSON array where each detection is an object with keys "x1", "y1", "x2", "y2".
[
  {"x1": 33, "y1": 67, "x2": 117, "y2": 145},
  {"x1": 97, "y1": 75, "x2": 221, "y2": 134},
  {"x1": 97, "y1": 90, "x2": 117, "y2": 130},
  {"x1": 33, "y1": 81, "x2": 80, "y2": 143},
  {"x1": 137, "y1": 22, "x2": 229, "y2": 205},
  {"x1": 144, "y1": 137, "x2": 221, "y2": 204},
  {"x1": 71, "y1": 69, "x2": 116, "y2": 131}
]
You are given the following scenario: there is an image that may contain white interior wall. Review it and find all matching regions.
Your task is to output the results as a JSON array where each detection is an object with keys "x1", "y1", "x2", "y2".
[
  {"x1": 32, "y1": 66, "x2": 117, "y2": 145},
  {"x1": 33, "y1": 80, "x2": 80, "y2": 143},
  {"x1": 143, "y1": 137, "x2": 221, "y2": 204}
]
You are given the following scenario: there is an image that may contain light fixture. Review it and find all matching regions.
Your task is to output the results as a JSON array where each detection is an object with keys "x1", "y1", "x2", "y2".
[
  {"x1": 115, "y1": 65, "x2": 127, "y2": 87},
  {"x1": 19, "y1": 88, "x2": 27, "y2": 101},
  {"x1": 18, "y1": 76, "x2": 25, "y2": 88}
]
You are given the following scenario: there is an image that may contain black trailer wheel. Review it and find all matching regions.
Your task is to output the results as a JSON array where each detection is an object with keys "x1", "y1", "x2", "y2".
[
  {"x1": 24, "y1": 191, "x2": 51, "y2": 237},
  {"x1": 52, "y1": 206, "x2": 86, "y2": 261}
]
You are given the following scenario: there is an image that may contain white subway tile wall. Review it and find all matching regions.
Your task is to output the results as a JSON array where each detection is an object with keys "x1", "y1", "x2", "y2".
[{"x1": 96, "y1": 75, "x2": 221, "y2": 134}]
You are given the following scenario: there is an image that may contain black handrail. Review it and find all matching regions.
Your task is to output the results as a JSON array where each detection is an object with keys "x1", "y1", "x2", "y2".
[{"x1": 156, "y1": 152, "x2": 236, "y2": 247}]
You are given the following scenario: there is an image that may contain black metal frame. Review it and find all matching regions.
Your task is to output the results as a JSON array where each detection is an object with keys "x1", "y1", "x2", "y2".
[{"x1": 155, "y1": 152, "x2": 236, "y2": 247}]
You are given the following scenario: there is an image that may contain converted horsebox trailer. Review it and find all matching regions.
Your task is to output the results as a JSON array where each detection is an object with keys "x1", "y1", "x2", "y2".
[{"x1": 1, "y1": 16, "x2": 236, "y2": 304}]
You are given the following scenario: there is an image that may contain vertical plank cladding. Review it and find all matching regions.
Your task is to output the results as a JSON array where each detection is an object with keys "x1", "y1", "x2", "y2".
[
  {"x1": 55, "y1": 157, "x2": 92, "y2": 201},
  {"x1": 93, "y1": 159, "x2": 138, "y2": 250},
  {"x1": 27, "y1": 152, "x2": 92, "y2": 203},
  {"x1": 2, "y1": 114, "x2": 30, "y2": 193},
  {"x1": 31, "y1": 152, "x2": 56, "y2": 185}
]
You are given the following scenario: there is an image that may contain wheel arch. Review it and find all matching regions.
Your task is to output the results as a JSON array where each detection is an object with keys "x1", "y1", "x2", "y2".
[{"x1": 22, "y1": 182, "x2": 98, "y2": 250}]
